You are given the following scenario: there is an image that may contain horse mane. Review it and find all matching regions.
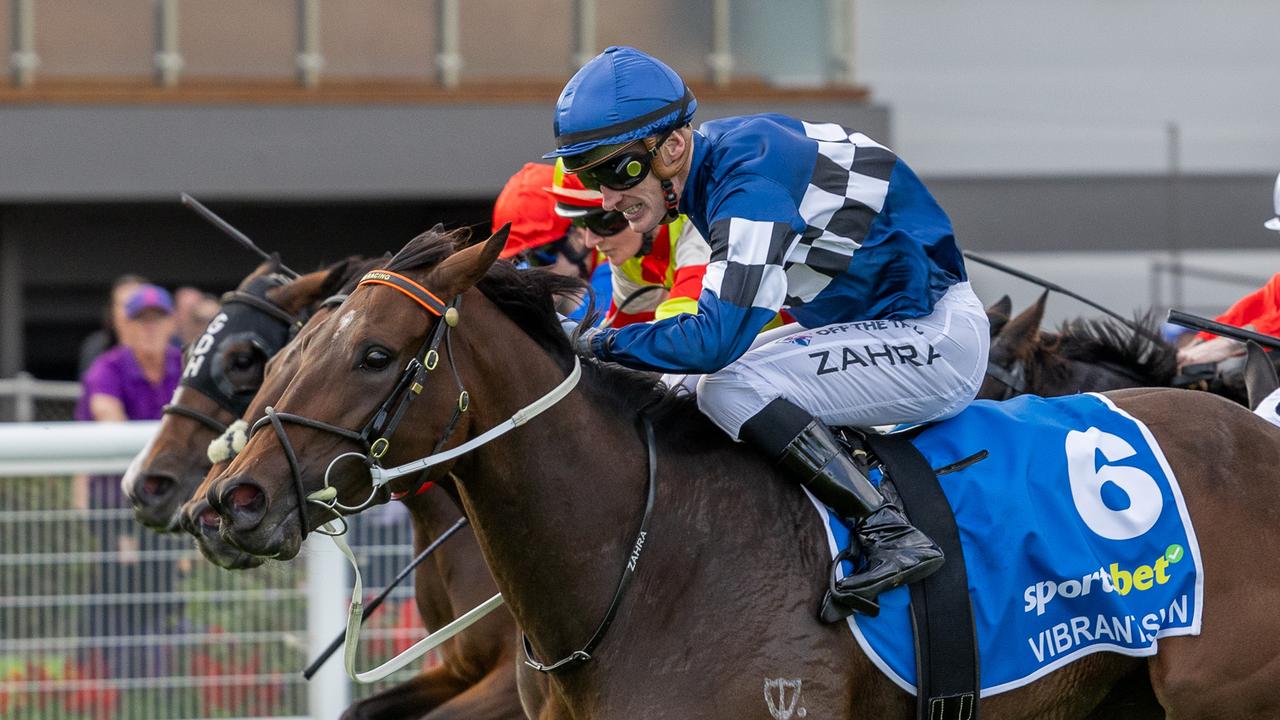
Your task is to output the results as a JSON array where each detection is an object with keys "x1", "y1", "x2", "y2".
[
  {"x1": 380, "y1": 225, "x2": 723, "y2": 449},
  {"x1": 1048, "y1": 312, "x2": 1177, "y2": 385}
]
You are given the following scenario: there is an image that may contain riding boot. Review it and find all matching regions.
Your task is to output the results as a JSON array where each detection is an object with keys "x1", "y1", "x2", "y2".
[{"x1": 777, "y1": 419, "x2": 945, "y2": 619}]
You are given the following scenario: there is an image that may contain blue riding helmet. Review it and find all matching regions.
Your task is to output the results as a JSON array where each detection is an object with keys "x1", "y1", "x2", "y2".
[{"x1": 544, "y1": 46, "x2": 697, "y2": 159}]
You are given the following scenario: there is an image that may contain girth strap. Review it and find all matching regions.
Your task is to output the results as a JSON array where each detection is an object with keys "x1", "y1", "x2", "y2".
[{"x1": 862, "y1": 431, "x2": 980, "y2": 720}]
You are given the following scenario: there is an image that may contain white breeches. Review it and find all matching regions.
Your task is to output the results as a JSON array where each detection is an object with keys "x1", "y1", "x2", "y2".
[{"x1": 667, "y1": 282, "x2": 991, "y2": 439}]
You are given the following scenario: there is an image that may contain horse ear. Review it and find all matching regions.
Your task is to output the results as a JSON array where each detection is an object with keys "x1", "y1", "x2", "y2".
[
  {"x1": 986, "y1": 295, "x2": 1013, "y2": 337},
  {"x1": 238, "y1": 253, "x2": 282, "y2": 291},
  {"x1": 426, "y1": 224, "x2": 510, "y2": 297},
  {"x1": 997, "y1": 291, "x2": 1048, "y2": 348},
  {"x1": 1243, "y1": 341, "x2": 1279, "y2": 412},
  {"x1": 266, "y1": 268, "x2": 332, "y2": 315}
]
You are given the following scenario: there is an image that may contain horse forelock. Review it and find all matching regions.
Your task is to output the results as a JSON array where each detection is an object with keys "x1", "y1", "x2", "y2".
[{"x1": 384, "y1": 227, "x2": 471, "y2": 274}]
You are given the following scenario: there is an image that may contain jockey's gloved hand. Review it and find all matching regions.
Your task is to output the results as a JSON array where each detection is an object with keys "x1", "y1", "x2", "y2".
[{"x1": 572, "y1": 327, "x2": 609, "y2": 359}]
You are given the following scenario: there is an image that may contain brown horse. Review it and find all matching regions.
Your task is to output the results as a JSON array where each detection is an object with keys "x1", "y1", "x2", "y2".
[
  {"x1": 978, "y1": 292, "x2": 1182, "y2": 402},
  {"x1": 174, "y1": 250, "x2": 528, "y2": 720},
  {"x1": 123, "y1": 255, "x2": 353, "y2": 533},
  {"x1": 199, "y1": 226, "x2": 1280, "y2": 718}
]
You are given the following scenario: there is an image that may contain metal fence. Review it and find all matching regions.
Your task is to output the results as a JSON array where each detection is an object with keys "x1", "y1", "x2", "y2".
[
  {"x1": 0, "y1": 423, "x2": 433, "y2": 720},
  {"x1": 0, "y1": 373, "x2": 80, "y2": 423}
]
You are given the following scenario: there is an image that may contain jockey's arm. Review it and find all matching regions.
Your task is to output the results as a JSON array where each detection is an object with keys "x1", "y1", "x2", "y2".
[
  {"x1": 582, "y1": 178, "x2": 797, "y2": 373},
  {"x1": 651, "y1": 220, "x2": 710, "y2": 321}
]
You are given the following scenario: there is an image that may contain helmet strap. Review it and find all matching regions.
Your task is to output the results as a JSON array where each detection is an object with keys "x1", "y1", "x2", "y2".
[
  {"x1": 645, "y1": 127, "x2": 689, "y2": 224},
  {"x1": 659, "y1": 178, "x2": 679, "y2": 223}
]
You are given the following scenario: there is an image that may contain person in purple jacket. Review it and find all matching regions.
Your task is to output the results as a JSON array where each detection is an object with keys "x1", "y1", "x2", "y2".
[
  {"x1": 76, "y1": 284, "x2": 183, "y2": 425},
  {"x1": 74, "y1": 283, "x2": 184, "y2": 680}
]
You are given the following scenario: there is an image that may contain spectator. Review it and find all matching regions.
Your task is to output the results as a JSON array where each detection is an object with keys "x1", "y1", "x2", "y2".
[
  {"x1": 1177, "y1": 171, "x2": 1280, "y2": 368},
  {"x1": 75, "y1": 284, "x2": 182, "y2": 424},
  {"x1": 76, "y1": 274, "x2": 148, "y2": 379},
  {"x1": 173, "y1": 286, "x2": 220, "y2": 347},
  {"x1": 74, "y1": 284, "x2": 184, "y2": 682}
]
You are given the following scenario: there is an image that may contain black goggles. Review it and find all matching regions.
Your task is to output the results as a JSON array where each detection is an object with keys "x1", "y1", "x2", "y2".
[
  {"x1": 572, "y1": 139, "x2": 659, "y2": 192},
  {"x1": 571, "y1": 209, "x2": 629, "y2": 237}
]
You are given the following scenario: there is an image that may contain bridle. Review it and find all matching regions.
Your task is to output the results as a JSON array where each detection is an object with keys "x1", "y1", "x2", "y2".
[
  {"x1": 247, "y1": 270, "x2": 470, "y2": 538},
  {"x1": 163, "y1": 279, "x2": 323, "y2": 435},
  {"x1": 984, "y1": 357, "x2": 1029, "y2": 401},
  {"x1": 238, "y1": 263, "x2": 652, "y2": 677},
  {"x1": 986, "y1": 354, "x2": 1152, "y2": 401}
]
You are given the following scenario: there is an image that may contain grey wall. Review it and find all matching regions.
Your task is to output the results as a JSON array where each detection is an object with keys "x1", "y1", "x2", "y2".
[
  {"x1": 934, "y1": 174, "x2": 1280, "y2": 253},
  {"x1": 856, "y1": 0, "x2": 1280, "y2": 175},
  {"x1": 0, "y1": 99, "x2": 889, "y2": 201}
]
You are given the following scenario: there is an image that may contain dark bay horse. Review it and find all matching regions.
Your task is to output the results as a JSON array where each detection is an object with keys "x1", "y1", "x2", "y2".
[
  {"x1": 978, "y1": 292, "x2": 1183, "y2": 401},
  {"x1": 204, "y1": 227, "x2": 1280, "y2": 718},
  {"x1": 172, "y1": 252, "x2": 528, "y2": 720},
  {"x1": 124, "y1": 255, "x2": 348, "y2": 532}
]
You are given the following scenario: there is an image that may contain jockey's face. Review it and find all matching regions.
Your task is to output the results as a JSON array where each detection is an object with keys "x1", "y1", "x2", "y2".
[
  {"x1": 598, "y1": 130, "x2": 689, "y2": 235},
  {"x1": 577, "y1": 224, "x2": 643, "y2": 266},
  {"x1": 600, "y1": 177, "x2": 665, "y2": 236}
]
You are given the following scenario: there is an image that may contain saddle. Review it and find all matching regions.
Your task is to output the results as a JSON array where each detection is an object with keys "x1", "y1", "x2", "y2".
[{"x1": 831, "y1": 427, "x2": 982, "y2": 720}]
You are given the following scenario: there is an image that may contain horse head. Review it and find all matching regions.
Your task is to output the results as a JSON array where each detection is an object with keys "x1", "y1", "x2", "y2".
[
  {"x1": 978, "y1": 291, "x2": 1048, "y2": 400},
  {"x1": 124, "y1": 255, "x2": 355, "y2": 533},
  {"x1": 985, "y1": 294, "x2": 1013, "y2": 337},
  {"x1": 203, "y1": 226, "x2": 516, "y2": 560}
]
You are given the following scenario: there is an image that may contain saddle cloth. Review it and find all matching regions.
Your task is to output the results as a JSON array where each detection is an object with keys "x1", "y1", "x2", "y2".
[{"x1": 811, "y1": 392, "x2": 1203, "y2": 696}]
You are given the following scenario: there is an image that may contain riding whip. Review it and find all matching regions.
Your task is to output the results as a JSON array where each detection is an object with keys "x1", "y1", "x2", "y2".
[
  {"x1": 1166, "y1": 309, "x2": 1280, "y2": 352},
  {"x1": 963, "y1": 251, "x2": 1157, "y2": 340},
  {"x1": 302, "y1": 515, "x2": 469, "y2": 680},
  {"x1": 180, "y1": 193, "x2": 300, "y2": 278}
]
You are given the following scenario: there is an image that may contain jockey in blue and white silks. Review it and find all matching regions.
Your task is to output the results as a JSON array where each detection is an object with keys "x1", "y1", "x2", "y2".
[{"x1": 545, "y1": 46, "x2": 990, "y2": 620}]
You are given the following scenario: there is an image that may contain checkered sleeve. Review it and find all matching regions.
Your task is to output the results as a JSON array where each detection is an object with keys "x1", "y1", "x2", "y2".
[{"x1": 591, "y1": 176, "x2": 798, "y2": 373}]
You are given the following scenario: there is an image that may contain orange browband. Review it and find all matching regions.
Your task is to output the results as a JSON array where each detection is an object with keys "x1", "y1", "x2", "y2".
[{"x1": 358, "y1": 270, "x2": 447, "y2": 316}]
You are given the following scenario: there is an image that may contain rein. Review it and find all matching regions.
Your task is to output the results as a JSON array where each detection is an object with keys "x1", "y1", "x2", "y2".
[{"x1": 250, "y1": 264, "x2": 651, "y2": 680}]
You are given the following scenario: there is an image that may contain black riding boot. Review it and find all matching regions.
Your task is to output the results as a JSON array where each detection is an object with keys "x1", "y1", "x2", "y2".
[{"x1": 779, "y1": 421, "x2": 944, "y2": 619}]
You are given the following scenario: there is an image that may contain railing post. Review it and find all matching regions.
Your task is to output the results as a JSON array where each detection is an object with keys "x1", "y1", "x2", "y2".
[
  {"x1": 306, "y1": 534, "x2": 352, "y2": 720},
  {"x1": 14, "y1": 372, "x2": 34, "y2": 423},
  {"x1": 10, "y1": 0, "x2": 38, "y2": 87},
  {"x1": 436, "y1": 0, "x2": 461, "y2": 88},
  {"x1": 707, "y1": 0, "x2": 733, "y2": 87},
  {"x1": 296, "y1": 0, "x2": 323, "y2": 88},
  {"x1": 826, "y1": 0, "x2": 856, "y2": 85},
  {"x1": 153, "y1": 0, "x2": 183, "y2": 87},
  {"x1": 573, "y1": 0, "x2": 597, "y2": 68},
  {"x1": 0, "y1": 228, "x2": 23, "y2": 379}
]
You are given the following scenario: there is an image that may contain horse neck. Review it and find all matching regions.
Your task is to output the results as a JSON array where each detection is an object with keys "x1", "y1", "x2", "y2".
[
  {"x1": 399, "y1": 487, "x2": 490, "y2": 630},
  {"x1": 437, "y1": 300, "x2": 664, "y2": 664}
]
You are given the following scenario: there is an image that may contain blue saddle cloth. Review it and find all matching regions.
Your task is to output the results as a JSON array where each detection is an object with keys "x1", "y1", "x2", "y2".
[{"x1": 817, "y1": 393, "x2": 1203, "y2": 697}]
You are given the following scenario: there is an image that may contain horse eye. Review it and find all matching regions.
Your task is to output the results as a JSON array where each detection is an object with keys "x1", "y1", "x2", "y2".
[
  {"x1": 230, "y1": 352, "x2": 257, "y2": 371},
  {"x1": 362, "y1": 347, "x2": 393, "y2": 370}
]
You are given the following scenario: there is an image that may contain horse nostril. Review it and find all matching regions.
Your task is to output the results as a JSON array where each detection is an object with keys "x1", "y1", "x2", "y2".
[
  {"x1": 221, "y1": 482, "x2": 267, "y2": 528},
  {"x1": 140, "y1": 474, "x2": 175, "y2": 501},
  {"x1": 198, "y1": 506, "x2": 221, "y2": 531}
]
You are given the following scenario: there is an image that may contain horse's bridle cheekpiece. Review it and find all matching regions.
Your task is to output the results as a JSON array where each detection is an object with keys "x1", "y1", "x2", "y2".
[{"x1": 248, "y1": 269, "x2": 466, "y2": 537}]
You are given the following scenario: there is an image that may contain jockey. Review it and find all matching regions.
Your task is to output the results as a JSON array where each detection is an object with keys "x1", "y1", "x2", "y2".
[
  {"x1": 494, "y1": 162, "x2": 611, "y2": 320},
  {"x1": 547, "y1": 158, "x2": 711, "y2": 326},
  {"x1": 546, "y1": 47, "x2": 990, "y2": 618}
]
